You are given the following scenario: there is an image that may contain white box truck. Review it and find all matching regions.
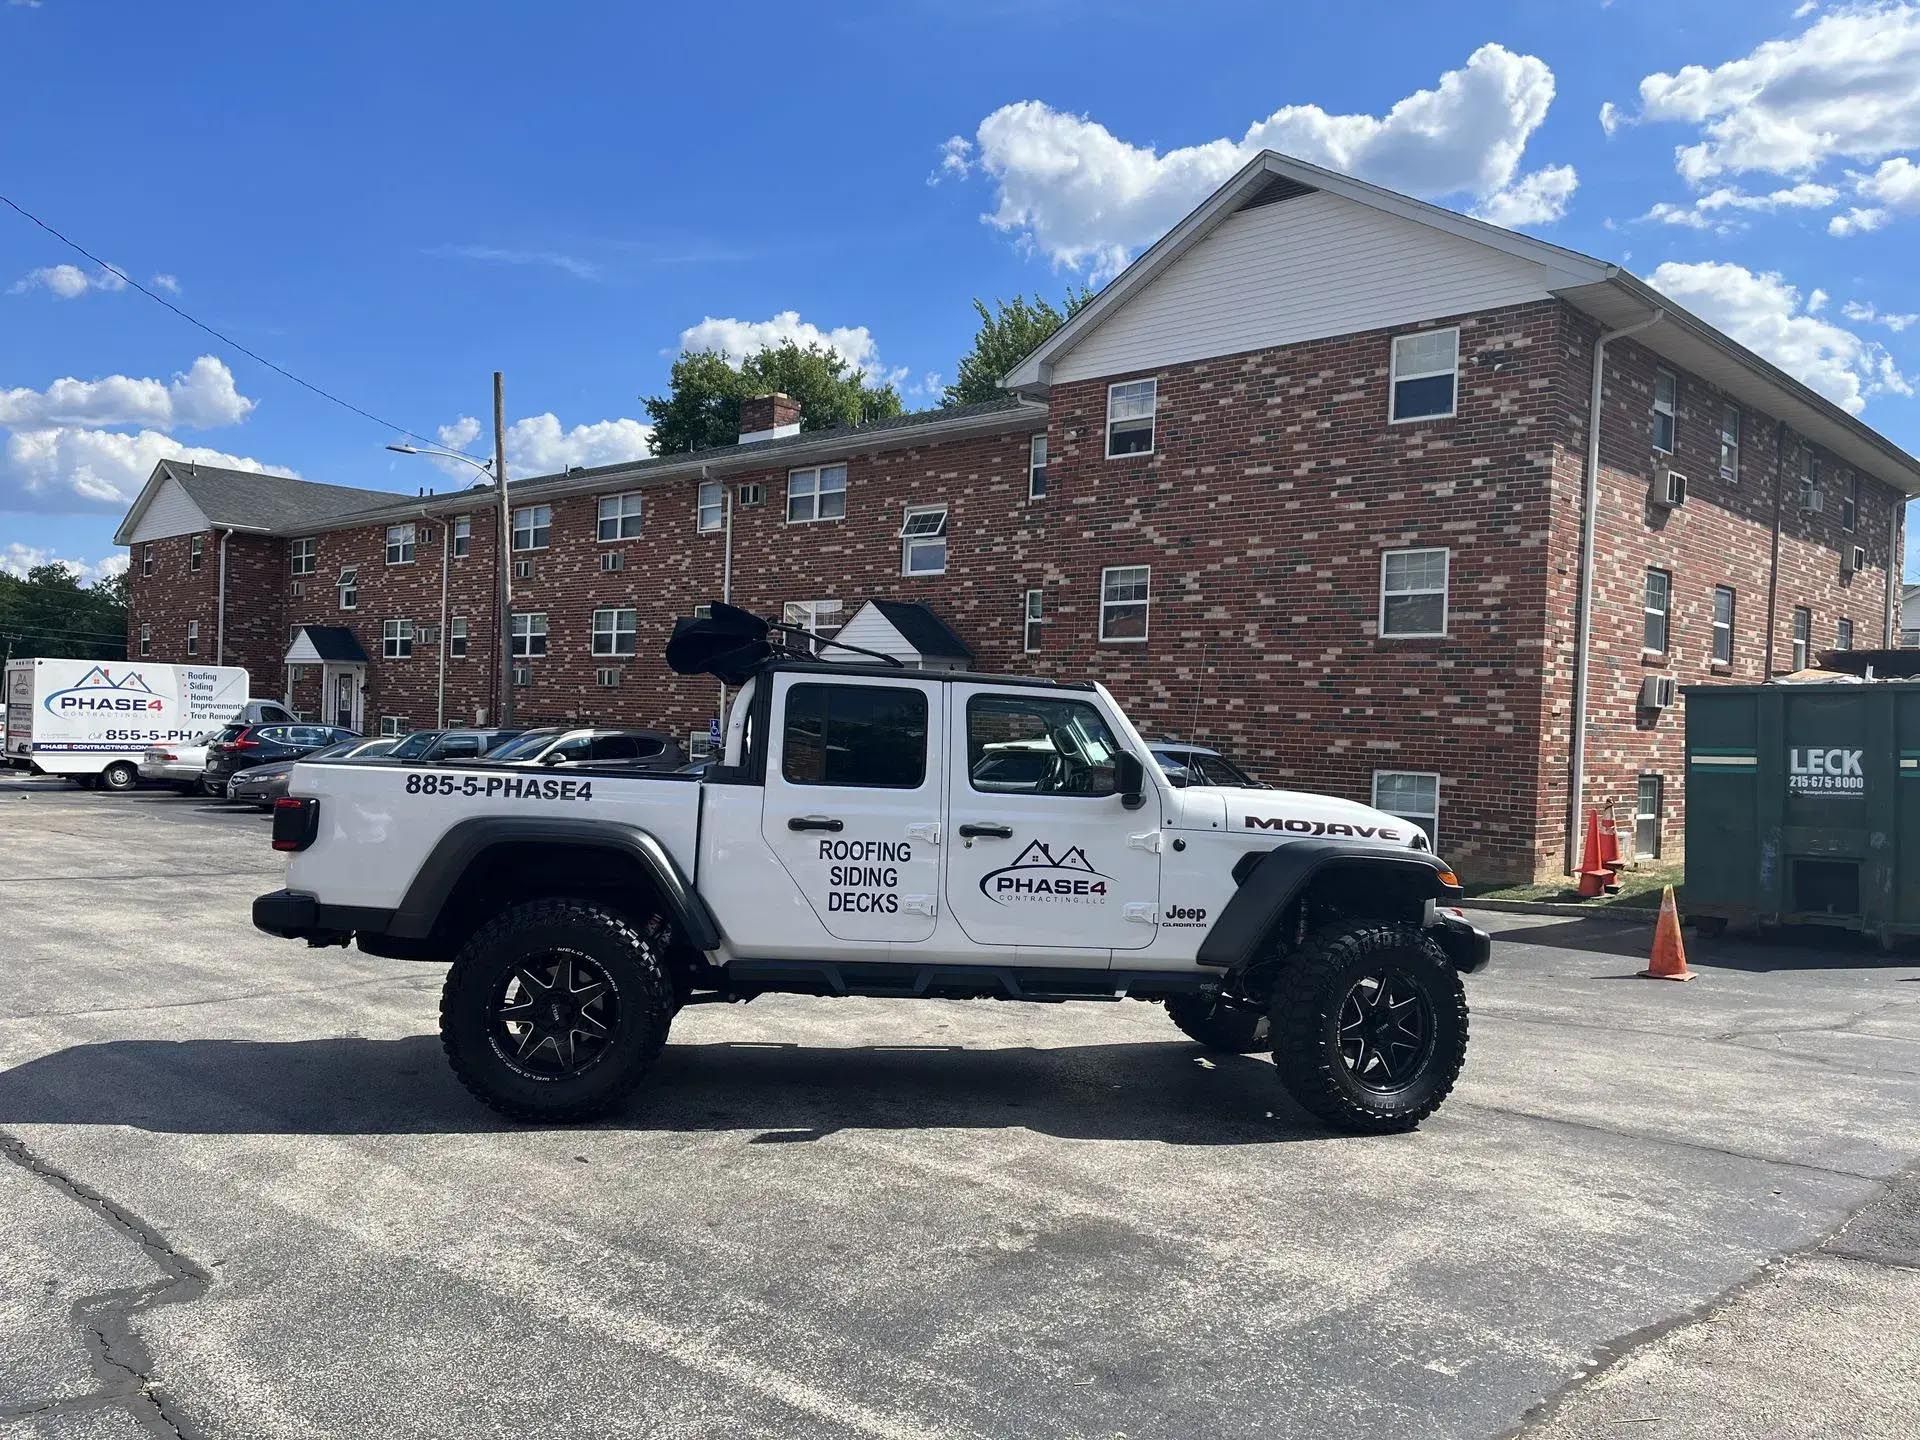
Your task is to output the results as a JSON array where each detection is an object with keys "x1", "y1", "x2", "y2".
[{"x1": 4, "y1": 658, "x2": 258, "y2": 791}]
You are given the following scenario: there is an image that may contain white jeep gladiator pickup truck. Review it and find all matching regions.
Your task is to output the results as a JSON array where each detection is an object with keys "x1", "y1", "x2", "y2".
[{"x1": 254, "y1": 605, "x2": 1489, "y2": 1133}]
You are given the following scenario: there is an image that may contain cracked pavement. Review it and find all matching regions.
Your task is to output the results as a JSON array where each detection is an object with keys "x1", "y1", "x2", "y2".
[{"x1": 1, "y1": 773, "x2": 1918, "y2": 1438}]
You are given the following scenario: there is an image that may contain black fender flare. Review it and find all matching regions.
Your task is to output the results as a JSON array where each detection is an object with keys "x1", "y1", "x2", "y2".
[
  {"x1": 386, "y1": 816, "x2": 722, "y2": 950},
  {"x1": 1194, "y1": 840, "x2": 1463, "y2": 970}
]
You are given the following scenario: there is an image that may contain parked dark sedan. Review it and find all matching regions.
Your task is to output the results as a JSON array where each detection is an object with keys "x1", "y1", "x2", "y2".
[
  {"x1": 203, "y1": 723, "x2": 359, "y2": 796},
  {"x1": 382, "y1": 727, "x2": 523, "y2": 762},
  {"x1": 226, "y1": 736, "x2": 398, "y2": 809},
  {"x1": 482, "y1": 726, "x2": 686, "y2": 771}
]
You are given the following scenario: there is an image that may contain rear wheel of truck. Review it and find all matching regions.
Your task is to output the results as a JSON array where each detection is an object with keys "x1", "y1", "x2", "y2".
[
  {"x1": 99, "y1": 762, "x2": 138, "y2": 793},
  {"x1": 440, "y1": 898, "x2": 676, "y2": 1123},
  {"x1": 1164, "y1": 993, "x2": 1272, "y2": 1053},
  {"x1": 1269, "y1": 922, "x2": 1467, "y2": 1135}
]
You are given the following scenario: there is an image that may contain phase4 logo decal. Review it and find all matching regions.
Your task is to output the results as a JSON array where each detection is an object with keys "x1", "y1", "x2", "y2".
[
  {"x1": 980, "y1": 839, "x2": 1112, "y2": 906},
  {"x1": 42, "y1": 666, "x2": 165, "y2": 716}
]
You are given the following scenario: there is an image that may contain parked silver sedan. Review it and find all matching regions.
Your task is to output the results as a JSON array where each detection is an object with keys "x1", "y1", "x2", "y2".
[{"x1": 138, "y1": 731, "x2": 220, "y2": 794}]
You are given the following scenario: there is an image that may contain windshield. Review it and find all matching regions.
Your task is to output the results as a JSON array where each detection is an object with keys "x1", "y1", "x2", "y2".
[
  {"x1": 483, "y1": 729, "x2": 563, "y2": 761},
  {"x1": 385, "y1": 732, "x2": 437, "y2": 759}
]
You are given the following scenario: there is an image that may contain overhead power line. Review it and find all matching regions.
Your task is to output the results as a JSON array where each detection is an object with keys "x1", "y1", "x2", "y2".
[{"x1": 0, "y1": 192, "x2": 451, "y2": 451}]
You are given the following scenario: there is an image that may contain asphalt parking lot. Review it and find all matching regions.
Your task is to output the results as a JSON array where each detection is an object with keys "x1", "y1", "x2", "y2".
[{"x1": 2, "y1": 772, "x2": 1917, "y2": 1440}]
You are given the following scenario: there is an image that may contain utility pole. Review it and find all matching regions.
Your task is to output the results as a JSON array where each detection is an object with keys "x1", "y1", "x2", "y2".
[{"x1": 494, "y1": 370, "x2": 513, "y2": 727}]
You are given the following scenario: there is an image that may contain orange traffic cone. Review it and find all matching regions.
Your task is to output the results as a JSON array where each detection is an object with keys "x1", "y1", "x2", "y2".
[{"x1": 1640, "y1": 885, "x2": 1695, "y2": 981}]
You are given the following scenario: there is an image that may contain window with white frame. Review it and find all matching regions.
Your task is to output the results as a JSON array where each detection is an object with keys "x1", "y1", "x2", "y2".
[
  {"x1": 737, "y1": 482, "x2": 764, "y2": 509},
  {"x1": 385, "y1": 524, "x2": 415, "y2": 565},
  {"x1": 598, "y1": 491, "x2": 644, "y2": 542},
  {"x1": 511, "y1": 612, "x2": 548, "y2": 658},
  {"x1": 512, "y1": 505, "x2": 550, "y2": 551},
  {"x1": 1379, "y1": 547, "x2": 1449, "y2": 638},
  {"x1": 1719, "y1": 404, "x2": 1740, "y2": 482},
  {"x1": 452, "y1": 515, "x2": 471, "y2": 558},
  {"x1": 786, "y1": 464, "x2": 847, "y2": 523},
  {"x1": 1652, "y1": 369, "x2": 1677, "y2": 454},
  {"x1": 1099, "y1": 565, "x2": 1150, "y2": 642},
  {"x1": 383, "y1": 619, "x2": 413, "y2": 659},
  {"x1": 591, "y1": 607, "x2": 636, "y2": 657},
  {"x1": 1712, "y1": 585, "x2": 1735, "y2": 665},
  {"x1": 1643, "y1": 569, "x2": 1671, "y2": 654},
  {"x1": 1389, "y1": 328, "x2": 1459, "y2": 423},
  {"x1": 900, "y1": 504, "x2": 948, "y2": 575},
  {"x1": 186, "y1": 619, "x2": 199, "y2": 656},
  {"x1": 1838, "y1": 616, "x2": 1854, "y2": 651},
  {"x1": 141, "y1": 544, "x2": 153, "y2": 577},
  {"x1": 1023, "y1": 588, "x2": 1044, "y2": 653},
  {"x1": 512, "y1": 665, "x2": 531, "y2": 687},
  {"x1": 1798, "y1": 451, "x2": 1818, "y2": 509},
  {"x1": 1029, "y1": 434, "x2": 1049, "y2": 498},
  {"x1": 596, "y1": 667, "x2": 620, "y2": 688},
  {"x1": 697, "y1": 481, "x2": 724, "y2": 533},
  {"x1": 448, "y1": 617, "x2": 468, "y2": 658},
  {"x1": 138, "y1": 623, "x2": 151, "y2": 656},
  {"x1": 1841, "y1": 471, "x2": 1857, "y2": 531},
  {"x1": 189, "y1": 534, "x2": 204, "y2": 572},
  {"x1": 336, "y1": 566, "x2": 358, "y2": 611},
  {"x1": 1792, "y1": 606, "x2": 1811, "y2": 669},
  {"x1": 290, "y1": 537, "x2": 316, "y2": 575},
  {"x1": 782, "y1": 599, "x2": 844, "y2": 654},
  {"x1": 1635, "y1": 775, "x2": 1664, "y2": 859},
  {"x1": 1373, "y1": 771, "x2": 1440, "y2": 847},
  {"x1": 1105, "y1": 379, "x2": 1156, "y2": 456}
]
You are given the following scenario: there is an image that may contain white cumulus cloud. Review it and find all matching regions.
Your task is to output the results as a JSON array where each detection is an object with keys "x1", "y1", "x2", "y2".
[
  {"x1": 677, "y1": 310, "x2": 888, "y2": 379},
  {"x1": 1646, "y1": 260, "x2": 1914, "y2": 414},
  {"x1": 1640, "y1": 181, "x2": 1841, "y2": 231},
  {"x1": 8, "y1": 263, "x2": 127, "y2": 299},
  {"x1": 1842, "y1": 298, "x2": 1920, "y2": 330},
  {"x1": 1627, "y1": 2, "x2": 1920, "y2": 182},
  {"x1": 1829, "y1": 206, "x2": 1891, "y2": 235},
  {"x1": 1, "y1": 544, "x2": 128, "y2": 585},
  {"x1": 427, "y1": 412, "x2": 655, "y2": 480},
  {"x1": 958, "y1": 42, "x2": 1575, "y2": 279},
  {"x1": 3, "y1": 428, "x2": 300, "y2": 509},
  {"x1": 151, "y1": 273, "x2": 181, "y2": 294},
  {"x1": 0, "y1": 356, "x2": 255, "y2": 431}
]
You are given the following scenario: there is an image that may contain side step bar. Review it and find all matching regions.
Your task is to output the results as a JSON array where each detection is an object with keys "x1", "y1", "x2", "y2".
[{"x1": 717, "y1": 960, "x2": 1216, "y2": 1004}]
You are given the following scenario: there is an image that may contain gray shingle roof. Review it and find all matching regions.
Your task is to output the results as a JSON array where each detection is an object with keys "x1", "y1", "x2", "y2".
[{"x1": 160, "y1": 461, "x2": 403, "y2": 533}]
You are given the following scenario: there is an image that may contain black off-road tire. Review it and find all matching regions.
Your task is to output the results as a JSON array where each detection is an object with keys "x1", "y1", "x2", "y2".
[
  {"x1": 1269, "y1": 921, "x2": 1468, "y2": 1134},
  {"x1": 99, "y1": 762, "x2": 138, "y2": 793},
  {"x1": 1165, "y1": 993, "x2": 1272, "y2": 1053},
  {"x1": 440, "y1": 898, "x2": 676, "y2": 1123}
]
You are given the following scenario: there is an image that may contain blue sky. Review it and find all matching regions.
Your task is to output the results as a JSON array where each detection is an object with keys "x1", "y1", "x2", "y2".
[{"x1": 3, "y1": 0, "x2": 1917, "y2": 582}]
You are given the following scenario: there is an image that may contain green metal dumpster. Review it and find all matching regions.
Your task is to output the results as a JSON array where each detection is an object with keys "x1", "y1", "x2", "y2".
[{"x1": 1685, "y1": 680, "x2": 1920, "y2": 943}]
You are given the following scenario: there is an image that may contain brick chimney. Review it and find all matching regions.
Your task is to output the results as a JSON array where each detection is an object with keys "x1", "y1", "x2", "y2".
[{"x1": 738, "y1": 392, "x2": 802, "y2": 444}]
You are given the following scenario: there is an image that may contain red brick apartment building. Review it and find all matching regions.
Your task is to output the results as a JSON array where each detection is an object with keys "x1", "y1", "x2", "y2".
[{"x1": 114, "y1": 153, "x2": 1915, "y2": 882}]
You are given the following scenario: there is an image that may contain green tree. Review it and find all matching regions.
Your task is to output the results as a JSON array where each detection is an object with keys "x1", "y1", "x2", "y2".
[
  {"x1": 644, "y1": 342, "x2": 903, "y2": 456},
  {"x1": 943, "y1": 290, "x2": 1097, "y2": 407},
  {"x1": 0, "y1": 563, "x2": 128, "y2": 662}
]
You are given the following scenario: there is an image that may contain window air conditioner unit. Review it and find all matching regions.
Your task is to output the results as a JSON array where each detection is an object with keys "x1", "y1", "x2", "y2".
[
  {"x1": 1639, "y1": 674, "x2": 1676, "y2": 710},
  {"x1": 1845, "y1": 545, "x2": 1866, "y2": 574},
  {"x1": 418, "y1": 527, "x2": 434, "y2": 545},
  {"x1": 417, "y1": 625, "x2": 441, "y2": 646},
  {"x1": 1649, "y1": 467, "x2": 1687, "y2": 509},
  {"x1": 1802, "y1": 489, "x2": 1825, "y2": 514},
  {"x1": 513, "y1": 560, "x2": 532, "y2": 580},
  {"x1": 290, "y1": 580, "x2": 304, "y2": 598},
  {"x1": 600, "y1": 551, "x2": 624, "y2": 573}
]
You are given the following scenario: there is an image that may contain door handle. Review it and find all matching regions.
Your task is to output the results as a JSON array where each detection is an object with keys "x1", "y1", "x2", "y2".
[
  {"x1": 958, "y1": 822, "x2": 1013, "y2": 840},
  {"x1": 787, "y1": 815, "x2": 844, "y2": 832}
]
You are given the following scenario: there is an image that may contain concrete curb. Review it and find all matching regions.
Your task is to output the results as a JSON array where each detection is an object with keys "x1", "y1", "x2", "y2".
[{"x1": 1465, "y1": 898, "x2": 1660, "y2": 923}]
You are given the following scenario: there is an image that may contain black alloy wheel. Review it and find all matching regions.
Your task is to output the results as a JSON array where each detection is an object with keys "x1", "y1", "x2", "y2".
[
  {"x1": 1336, "y1": 973, "x2": 1435, "y2": 1091},
  {"x1": 490, "y1": 951, "x2": 620, "y2": 1080}
]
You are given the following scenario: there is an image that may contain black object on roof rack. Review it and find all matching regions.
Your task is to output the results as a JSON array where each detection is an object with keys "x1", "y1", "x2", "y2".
[{"x1": 665, "y1": 602, "x2": 904, "y2": 684}]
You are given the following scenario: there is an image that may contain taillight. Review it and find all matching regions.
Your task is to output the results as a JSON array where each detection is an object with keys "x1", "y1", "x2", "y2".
[
  {"x1": 232, "y1": 730, "x2": 261, "y2": 751},
  {"x1": 272, "y1": 796, "x2": 319, "y2": 852}
]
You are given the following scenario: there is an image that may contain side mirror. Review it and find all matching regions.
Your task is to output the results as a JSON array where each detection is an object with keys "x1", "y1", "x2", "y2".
[
  {"x1": 540, "y1": 750, "x2": 567, "y2": 766},
  {"x1": 1113, "y1": 751, "x2": 1146, "y2": 810}
]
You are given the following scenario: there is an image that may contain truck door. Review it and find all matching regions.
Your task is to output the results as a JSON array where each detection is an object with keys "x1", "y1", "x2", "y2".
[
  {"x1": 760, "y1": 673, "x2": 944, "y2": 944},
  {"x1": 943, "y1": 684, "x2": 1161, "y2": 956}
]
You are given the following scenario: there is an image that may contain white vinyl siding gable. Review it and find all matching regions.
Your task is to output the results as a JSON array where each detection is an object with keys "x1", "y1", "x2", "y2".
[
  {"x1": 1049, "y1": 190, "x2": 1564, "y2": 386},
  {"x1": 125, "y1": 475, "x2": 213, "y2": 544}
]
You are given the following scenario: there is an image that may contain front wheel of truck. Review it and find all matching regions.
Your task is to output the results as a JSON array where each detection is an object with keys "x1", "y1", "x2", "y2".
[
  {"x1": 1268, "y1": 921, "x2": 1467, "y2": 1135},
  {"x1": 440, "y1": 898, "x2": 676, "y2": 1122}
]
